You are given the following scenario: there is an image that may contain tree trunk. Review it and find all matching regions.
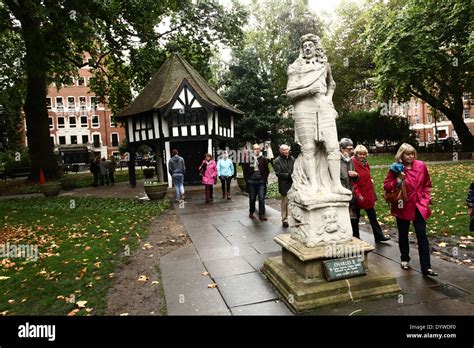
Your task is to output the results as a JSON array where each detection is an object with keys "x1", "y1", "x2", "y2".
[
  {"x1": 6, "y1": 0, "x2": 60, "y2": 181},
  {"x1": 446, "y1": 109, "x2": 474, "y2": 152}
]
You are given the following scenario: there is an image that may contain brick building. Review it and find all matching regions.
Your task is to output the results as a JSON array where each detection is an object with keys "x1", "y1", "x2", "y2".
[
  {"x1": 23, "y1": 63, "x2": 126, "y2": 166},
  {"x1": 352, "y1": 82, "x2": 473, "y2": 146}
]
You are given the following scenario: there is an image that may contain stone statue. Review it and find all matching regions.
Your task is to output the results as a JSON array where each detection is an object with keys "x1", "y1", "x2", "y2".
[{"x1": 286, "y1": 34, "x2": 352, "y2": 247}]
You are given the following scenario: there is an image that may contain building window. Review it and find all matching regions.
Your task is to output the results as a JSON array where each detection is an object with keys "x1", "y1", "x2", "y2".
[
  {"x1": 80, "y1": 116, "x2": 88, "y2": 127},
  {"x1": 111, "y1": 133, "x2": 119, "y2": 147},
  {"x1": 67, "y1": 97, "x2": 75, "y2": 109},
  {"x1": 90, "y1": 96, "x2": 97, "y2": 110},
  {"x1": 79, "y1": 96, "x2": 87, "y2": 113},
  {"x1": 71, "y1": 135, "x2": 77, "y2": 144},
  {"x1": 69, "y1": 116, "x2": 76, "y2": 128},
  {"x1": 415, "y1": 114, "x2": 419, "y2": 124},
  {"x1": 463, "y1": 92, "x2": 470, "y2": 101},
  {"x1": 427, "y1": 133, "x2": 432, "y2": 142},
  {"x1": 59, "y1": 136, "x2": 66, "y2": 145},
  {"x1": 65, "y1": 77, "x2": 74, "y2": 86},
  {"x1": 78, "y1": 77, "x2": 85, "y2": 86},
  {"x1": 46, "y1": 97, "x2": 52, "y2": 109},
  {"x1": 56, "y1": 96, "x2": 63, "y2": 108},
  {"x1": 93, "y1": 134, "x2": 100, "y2": 147},
  {"x1": 91, "y1": 115, "x2": 99, "y2": 128},
  {"x1": 57, "y1": 117, "x2": 65, "y2": 128},
  {"x1": 82, "y1": 135, "x2": 89, "y2": 144},
  {"x1": 110, "y1": 115, "x2": 117, "y2": 127},
  {"x1": 464, "y1": 109, "x2": 470, "y2": 119},
  {"x1": 49, "y1": 117, "x2": 54, "y2": 129},
  {"x1": 170, "y1": 108, "x2": 206, "y2": 126}
]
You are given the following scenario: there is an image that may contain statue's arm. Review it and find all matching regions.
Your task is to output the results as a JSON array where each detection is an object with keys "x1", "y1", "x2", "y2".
[
  {"x1": 325, "y1": 63, "x2": 336, "y2": 100},
  {"x1": 286, "y1": 83, "x2": 319, "y2": 101}
]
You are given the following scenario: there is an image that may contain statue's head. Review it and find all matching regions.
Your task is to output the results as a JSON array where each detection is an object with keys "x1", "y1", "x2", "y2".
[{"x1": 299, "y1": 34, "x2": 326, "y2": 63}]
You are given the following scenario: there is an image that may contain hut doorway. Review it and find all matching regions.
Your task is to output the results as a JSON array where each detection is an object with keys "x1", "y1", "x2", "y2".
[{"x1": 170, "y1": 140, "x2": 208, "y2": 185}]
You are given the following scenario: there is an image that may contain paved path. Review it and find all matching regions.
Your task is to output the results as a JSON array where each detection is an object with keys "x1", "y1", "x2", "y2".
[{"x1": 162, "y1": 188, "x2": 474, "y2": 315}]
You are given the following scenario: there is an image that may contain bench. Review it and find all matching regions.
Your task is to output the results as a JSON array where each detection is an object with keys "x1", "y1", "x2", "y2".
[{"x1": 4, "y1": 167, "x2": 31, "y2": 179}]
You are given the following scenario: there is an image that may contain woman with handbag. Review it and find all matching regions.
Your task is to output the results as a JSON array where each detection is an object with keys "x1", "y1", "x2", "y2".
[
  {"x1": 199, "y1": 153, "x2": 217, "y2": 203},
  {"x1": 217, "y1": 151, "x2": 234, "y2": 200},
  {"x1": 352, "y1": 145, "x2": 390, "y2": 243},
  {"x1": 383, "y1": 143, "x2": 437, "y2": 276}
]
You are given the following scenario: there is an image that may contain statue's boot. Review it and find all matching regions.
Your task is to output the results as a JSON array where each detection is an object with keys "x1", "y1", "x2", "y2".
[{"x1": 328, "y1": 159, "x2": 352, "y2": 195}]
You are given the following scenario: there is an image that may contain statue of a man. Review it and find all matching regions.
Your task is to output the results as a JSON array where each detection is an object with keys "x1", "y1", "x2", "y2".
[{"x1": 286, "y1": 34, "x2": 351, "y2": 199}]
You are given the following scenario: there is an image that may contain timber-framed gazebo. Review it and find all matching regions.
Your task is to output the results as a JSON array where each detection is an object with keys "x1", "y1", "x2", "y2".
[{"x1": 116, "y1": 53, "x2": 243, "y2": 187}]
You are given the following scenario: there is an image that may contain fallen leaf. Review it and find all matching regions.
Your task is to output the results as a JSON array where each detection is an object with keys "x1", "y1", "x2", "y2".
[
  {"x1": 67, "y1": 309, "x2": 79, "y2": 316},
  {"x1": 138, "y1": 275, "x2": 149, "y2": 282},
  {"x1": 0, "y1": 276, "x2": 10, "y2": 280},
  {"x1": 208, "y1": 283, "x2": 218, "y2": 289},
  {"x1": 76, "y1": 300, "x2": 87, "y2": 308},
  {"x1": 151, "y1": 281, "x2": 160, "y2": 285},
  {"x1": 8, "y1": 299, "x2": 15, "y2": 304},
  {"x1": 437, "y1": 242, "x2": 447, "y2": 247},
  {"x1": 201, "y1": 272, "x2": 209, "y2": 276},
  {"x1": 120, "y1": 313, "x2": 129, "y2": 316}
]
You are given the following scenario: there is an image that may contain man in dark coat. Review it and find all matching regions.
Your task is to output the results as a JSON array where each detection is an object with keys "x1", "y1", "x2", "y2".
[
  {"x1": 90, "y1": 156, "x2": 100, "y2": 187},
  {"x1": 339, "y1": 138, "x2": 359, "y2": 238},
  {"x1": 273, "y1": 144, "x2": 295, "y2": 227},
  {"x1": 243, "y1": 144, "x2": 270, "y2": 221}
]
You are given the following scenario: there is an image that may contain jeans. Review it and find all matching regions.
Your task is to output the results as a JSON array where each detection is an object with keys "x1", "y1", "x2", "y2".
[
  {"x1": 354, "y1": 207, "x2": 385, "y2": 241},
  {"x1": 248, "y1": 179, "x2": 266, "y2": 216},
  {"x1": 172, "y1": 173, "x2": 185, "y2": 199},
  {"x1": 396, "y1": 209, "x2": 431, "y2": 272},
  {"x1": 220, "y1": 176, "x2": 232, "y2": 196},
  {"x1": 281, "y1": 194, "x2": 289, "y2": 222},
  {"x1": 100, "y1": 174, "x2": 109, "y2": 186}
]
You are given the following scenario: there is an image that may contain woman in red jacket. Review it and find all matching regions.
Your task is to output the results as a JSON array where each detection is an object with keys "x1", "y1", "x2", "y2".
[
  {"x1": 384, "y1": 143, "x2": 437, "y2": 276},
  {"x1": 352, "y1": 145, "x2": 390, "y2": 243}
]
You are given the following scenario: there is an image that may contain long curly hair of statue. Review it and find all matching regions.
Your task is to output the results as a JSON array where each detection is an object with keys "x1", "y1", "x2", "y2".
[{"x1": 299, "y1": 33, "x2": 327, "y2": 63}]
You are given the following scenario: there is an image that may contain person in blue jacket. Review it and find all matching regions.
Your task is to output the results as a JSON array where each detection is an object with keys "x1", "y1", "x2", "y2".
[{"x1": 217, "y1": 150, "x2": 235, "y2": 200}]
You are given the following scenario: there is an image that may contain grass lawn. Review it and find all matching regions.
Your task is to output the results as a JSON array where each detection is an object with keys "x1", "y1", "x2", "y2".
[
  {"x1": 0, "y1": 197, "x2": 169, "y2": 315},
  {"x1": 267, "y1": 162, "x2": 474, "y2": 236},
  {"x1": 0, "y1": 170, "x2": 144, "y2": 196}
]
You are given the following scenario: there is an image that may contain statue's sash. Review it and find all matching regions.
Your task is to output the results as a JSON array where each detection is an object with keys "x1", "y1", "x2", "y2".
[{"x1": 287, "y1": 60, "x2": 326, "y2": 93}]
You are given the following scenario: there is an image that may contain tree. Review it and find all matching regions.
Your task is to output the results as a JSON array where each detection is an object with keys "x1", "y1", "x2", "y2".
[
  {"x1": 337, "y1": 109, "x2": 412, "y2": 147},
  {"x1": 366, "y1": 0, "x2": 473, "y2": 151},
  {"x1": 324, "y1": 0, "x2": 375, "y2": 116},
  {"x1": 1, "y1": 0, "x2": 246, "y2": 180},
  {"x1": 220, "y1": 0, "x2": 323, "y2": 147}
]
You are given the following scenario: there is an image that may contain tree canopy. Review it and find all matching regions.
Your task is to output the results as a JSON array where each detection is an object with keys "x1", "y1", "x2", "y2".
[{"x1": 0, "y1": 0, "x2": 246, "y2": 179}]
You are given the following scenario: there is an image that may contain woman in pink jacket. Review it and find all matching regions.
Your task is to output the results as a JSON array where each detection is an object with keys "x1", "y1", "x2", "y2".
[
  {"x1": 383, "y1": 143, "x2": 437, "y2": 276},
  {"x1": 199, "y1": 153, "x2": 217, "y2": 203}
]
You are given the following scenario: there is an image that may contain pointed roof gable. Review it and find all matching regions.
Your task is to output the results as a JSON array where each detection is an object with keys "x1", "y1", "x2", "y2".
[{"x1": 117, "y1": 53, "x2": 242, "y2": 118}]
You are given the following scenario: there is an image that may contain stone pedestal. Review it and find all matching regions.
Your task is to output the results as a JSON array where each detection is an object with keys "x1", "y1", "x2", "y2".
[{"x1": 262, "y1": 234, "x2": 401, "y2": 313}]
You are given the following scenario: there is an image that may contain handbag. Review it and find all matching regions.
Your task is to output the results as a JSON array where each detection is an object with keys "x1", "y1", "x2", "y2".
[
  {"x1": 199, "y1": 162, "x2": 207, "y2": 176},
  {"x1": 384, "y1": 181, "x2": 407, "y2": 204}
]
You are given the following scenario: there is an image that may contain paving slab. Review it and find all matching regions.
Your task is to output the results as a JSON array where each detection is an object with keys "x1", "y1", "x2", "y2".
[
  {"x1": 244, "y1": 252, "x2": 282, "y2": 271},
  {"x1": 197, "y1": 244, "x2": 258, "y2": 262},
  {"x1": 231, "y1": 300, "x2": 292, "y2": 315},
  {"x1": 215, "y1": 271, "x2": 278, "y2": 308},
  {"x1": 203, "y1": 256, "x2": 255, "y2": 278},
  {"x1": 250, "y1": 239, "x2": 281, "y2": 254}
]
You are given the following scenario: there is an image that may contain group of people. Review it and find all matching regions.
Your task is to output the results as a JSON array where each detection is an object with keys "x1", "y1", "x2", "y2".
[
  {"x1": 275, "y1": 139, "x2": 439, "y2": 277},
  {"x1": 90, "y1": 155, "x2": 117, "y2": 187},
  {"x1": 165, "y1": 142, "x2": 474, "y2": 278}
]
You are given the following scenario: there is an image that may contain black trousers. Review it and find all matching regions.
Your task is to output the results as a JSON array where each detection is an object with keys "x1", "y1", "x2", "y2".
[
  {"x1": 220, "y1": 176, "x2": 232, "y2": 195},
  {"x1": 204, "y1": 184, "x2": 214, "y2": 201},
  {"x1": 353, "y1": 207, "x2": 385, "y2": 241},
  {"x1": 396, "y1": 209, "x2": 431, "y2": 272}
]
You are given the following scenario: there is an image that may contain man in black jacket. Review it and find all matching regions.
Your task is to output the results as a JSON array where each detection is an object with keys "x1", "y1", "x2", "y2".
[
  {"x1": 243, "y1": 144, "x2": 270, "y2": 221},
  {"x1": 273, "y1": 144, "x2": 295, "y2": 227}
]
